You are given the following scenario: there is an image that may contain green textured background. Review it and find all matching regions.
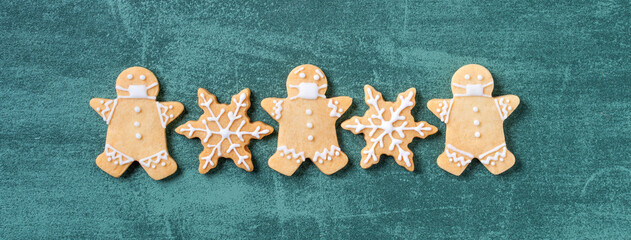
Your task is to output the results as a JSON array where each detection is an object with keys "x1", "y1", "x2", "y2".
[{"x1": 1, "y1": 0, "x2": 630, "y2": 239}]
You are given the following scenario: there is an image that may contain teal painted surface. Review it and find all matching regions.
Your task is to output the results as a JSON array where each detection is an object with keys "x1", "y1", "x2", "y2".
[{"x1": 1, "y1": 0, "x2": 630, "y2": 238}]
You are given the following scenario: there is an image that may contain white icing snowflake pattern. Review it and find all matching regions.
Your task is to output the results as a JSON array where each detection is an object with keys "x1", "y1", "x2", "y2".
[
  {"x1": 177, "y1": 89, "x2": 273, "y2": 173},
  {"x1": 342, "y1": 86, "x2": 436, "y2": 171}
]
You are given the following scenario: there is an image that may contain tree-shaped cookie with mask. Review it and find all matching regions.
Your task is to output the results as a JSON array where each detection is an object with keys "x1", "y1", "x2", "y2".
[
  {"x1": 89, "y1": 67, "x2": 184, "y2": 180},
  {"x1": 261, "y1": 64, "x2": 352, "y2": 176},
  {"x1": 427, "y1": 64, "x2": 520, "y2": 176}
]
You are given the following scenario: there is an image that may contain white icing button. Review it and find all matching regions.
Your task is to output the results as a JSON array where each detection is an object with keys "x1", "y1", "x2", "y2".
[
  {"x1": 136, "y1": 133, "x2": 142, "y2": 139},
  {"x1": 100, "y1": 100, "x2": 104, "y2": 104},
  {"x1": 313, "y1": 75, "x2": 320, "y2": 80},
  {"x1": 335, "y1": 151, "x2": 339, "y2": 156},
  {"x1": 126, "y1": 74, "x2": 133, "y2": 79},
  {"x1": 107, "y1": 157, "x2": 111, "y2": 162},
  {"x1": 169, "y1": 114, "x2": 174, "y2": 118},
  {"x1": 508, "y1": 106, "x2": 512, "y2": 111},
  {"x1": 436, "y1": 108, "x2": 441, "y2": 112},
  {"x1": 464, "y1": 74, "x2": 470, "y2": 80},
  {"x1": 477, "y1": 74, "x2": 483, "y2": 80},
  {"x1": 134, "y1": 121, "x2": 140, "y2": 127},
  {"x1": 307, "y1": 135, "x2": 314, "y2": 141},
  {"x1": 491, "y1": 162, "x2": 496, "y2": 166},
  {"x1": 96, "y1": 108, "x2": 101, "y2": 111},
  {"x1": 134, "y1": 106, "x2": 141, "y2": 113},
  {"x1": 168, "y1": 105, "x2": 173, "y2": 109},
  {"x1": 306, "y1": 109, "x2": 312, "y2": 115},
  {"x1": 161, "y1": 162, "x2": 166, "y2": 166},
  {"x1": 473, "y1": 106, "x2": 478, "y2": 112},
  {"x1": 286, "y1": 156, "x2": 291, "y2": 159},
  {"x1": 338, "y1": 109, "x2": 343, "y2": 113},
  {"x1": 139, "y1": 75, "x2": 146, "y2": 80},
  {"x1": 474, "y1": 132, "x2": 480, "y2": 138},
  {"x1": 280, "y1": 153, "x2": 284, "y2": 157},
  {"x1": 306, "y1": 123, "x2": 313, "y2": 128},
  {"x1": 151, "y1": 165, "x2": 156, "y2": 169},
  {"x1": 299, "y1": 72, "x2": 306, "y2": 78},
  {"x1": 473, "y1": 120, "x2": 480, "y2": 126}
]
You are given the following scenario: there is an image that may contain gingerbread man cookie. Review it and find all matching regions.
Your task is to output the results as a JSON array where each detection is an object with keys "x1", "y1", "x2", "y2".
[
  {"x1": 342, "y1": 85, "x2": 437, "y2": 171},
  {"x1": 89, "y1": 67, "x2": 184, "y2": 180},
  {"x1": 427, "y1": 64, "x2": 520, "y2": 176},
  {"x1": 175, "y1": 88, "x2": 273, "y2": 173},
  {"x1": 261, "y1": 64, "x2": 352, "y2": 176}
]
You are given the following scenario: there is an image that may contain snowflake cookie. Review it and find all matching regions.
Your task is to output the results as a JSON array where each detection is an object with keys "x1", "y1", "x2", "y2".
[
  {"x1": 427, "y1": 64, "x2": 520, "y2": 176},
  {"x1": 89, "y1": 67, "x2": 184, "y2": 180},
  {"x1": 176, "y1": 88, "x2": 273, "y2": 173},
  {"x1": 341, "y1": 85, "x2": 437, "y2": 171},
  {"x1": 261, "y1": 64, "x2": 352, "y2": 176}
]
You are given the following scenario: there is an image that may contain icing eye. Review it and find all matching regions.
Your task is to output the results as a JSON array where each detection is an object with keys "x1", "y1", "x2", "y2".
[
  {"x1": 313, "y1": 74, "x2": 320, "y2": 80},
  {"x1": 299, "y1": 73, "x2": 306, "y2": 78},
  {"x1": 126, "y1": 74, "x2": 133, "y2": 80},
  {"x1": 139, "y1": 75, "x2": 146, "y2": 80},
  {"x1": 477, "y1": 75, "x2": 483, "y2": 80},
  {"x1": 464, "y1": 74, "x2": 470, "y2": 80}
]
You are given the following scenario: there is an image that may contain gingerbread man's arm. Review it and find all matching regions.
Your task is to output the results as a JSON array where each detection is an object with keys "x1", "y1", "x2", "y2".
[
  {"x1": 157, "y1": 101, "x2": 185, "y2": 126},
  {"x1": 493, "y1": 95, "x2": 520, "y2": 120},
  {"x1": 327, "y1": 96, "x2": 352, "y2": 118},
  {"x1": 261, "y1": 97, "x2": 285, "y2": 122},
  {"x1": 89, "y1": 98, "x2": 117, "y2": 124},
  {"x1": 427, "y1": 98, "x2": 454, "y2": 123}
]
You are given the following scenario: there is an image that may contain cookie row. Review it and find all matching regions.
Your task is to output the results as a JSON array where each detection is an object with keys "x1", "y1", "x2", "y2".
[{"x1": 90, "y1": 64, "x2": 520, "y2": 180}]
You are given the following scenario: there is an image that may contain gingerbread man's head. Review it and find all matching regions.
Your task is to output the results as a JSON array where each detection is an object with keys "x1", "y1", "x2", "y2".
[
  {"x1": 115, "y1": 67, "x2": 160, "y2": 99},
  {"x1": 450, "y1": 64, "x2": 494, "y2": 97},
  {"x1": 286, "y1": 64, "x2": 328, "y2": 100}
]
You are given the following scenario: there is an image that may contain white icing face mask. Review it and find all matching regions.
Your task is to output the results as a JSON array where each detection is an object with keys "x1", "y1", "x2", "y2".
[
  {"x1": 289, "y1": 82, "x2": 327, "y2": 100},
  {"x1": 452, "y1": 82, "x2": 493, "y2": 97},
  {"x1": 117, "y1": 83, "x2": 158, "y2": 99}
]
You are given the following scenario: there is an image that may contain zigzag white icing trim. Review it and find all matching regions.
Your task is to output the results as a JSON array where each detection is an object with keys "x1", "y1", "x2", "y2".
[
  {"x1": 328, "y1": 99, "x2": 341, "y2": 117},
  {"x1": 156, "y1": 102, "x2": 170, "y2": 128},
  {"x1": 494, "y1": 98, "x2": 509, "y2": 120},
  {"x1": 479, "y1": 143, "x2": 507, "y2": 166},
  {"x1": 139, "y1": 150, "x2": 168, "y2": 168},
  {"x1": 104, "y1": 144, "x2": 134, "y2": 166},
  {"x1": 445, "y1": 144, "x2": 473, "y2": 167},
  {"x1": 277, "y1": 146, "x2": 306, "y2": 163},
  {"x1": 436, "y1": 99, "x2": 453, "y2": 123},
  {"x1": 100, "y1": 99, "x2": 118, "y2": 124},
  {"x1": 272, "y1": 100, "x2": 283, "y2": 120},
  {"x1": 313, "y1": 145, "x2": 341, "y2": 164}
]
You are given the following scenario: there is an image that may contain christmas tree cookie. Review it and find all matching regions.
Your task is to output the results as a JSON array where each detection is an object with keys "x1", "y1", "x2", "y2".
[
  {"x1": 89, "y1": 67, "x2": 184, "y2": 180},
  {"x1": 342, "y1": 85, "x2": 437, "y2": 171},
  {"x1": 261, "y1": 64, "x2": 352, "y2": 176},
  {"x1": 176, "y1": 88, "x2": 273, "y2": 173},
  {"x1": 427, "y1": 64, "x2": 520, "y2": 176}
]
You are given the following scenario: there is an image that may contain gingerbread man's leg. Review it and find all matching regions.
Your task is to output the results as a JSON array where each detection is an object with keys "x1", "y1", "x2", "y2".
[
  {"x1": 96, "y1": 152, "x2": 133, "y2": 178},
  {"x1": 312, "y1": 145, "x2": 348, "y2": 175},
  {"x1": 478, "y1": 144, "x2": 515, "y2": 175},
  {"x1": 269, "y1": 146, "x2": 305, "y2": 176},
  {"x1": 436, "y1": 145, "x2": 473, "y2": 176},
  {"x1": 139, "y1": 150, "x2": 177, "y2": 180}
]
